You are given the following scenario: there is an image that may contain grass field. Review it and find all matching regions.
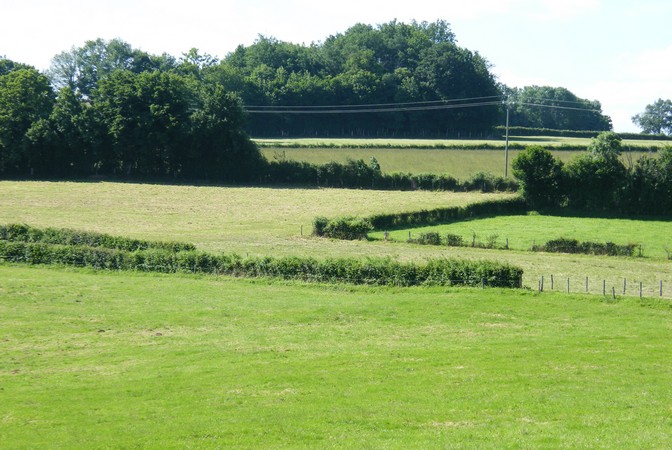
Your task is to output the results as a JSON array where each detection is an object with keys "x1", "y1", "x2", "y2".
[
  {"x1": 2, "y1": 265, "x2": 672, "y2": 448},
  {"x1": 260, "y1": 147, "x2": 656, "y2": 177},
  {"x1": 1, "y1": 181, "x2": 671, "y2": 296},
  {"x1": 372, "y1": 213, "x2": 672, "y2": 260},
  {"x1": 254, "y1": 136, "x2": 672, "y2": 149}
]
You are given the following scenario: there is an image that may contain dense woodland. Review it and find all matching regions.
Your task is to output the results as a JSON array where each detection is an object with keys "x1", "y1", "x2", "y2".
[{"x1": 0, "y1": 20, "x2": 615, "y2": 181}]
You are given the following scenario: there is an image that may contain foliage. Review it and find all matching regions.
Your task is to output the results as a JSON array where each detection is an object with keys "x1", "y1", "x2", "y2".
[
  {"x1": 512, "y1": 146, "x2": 564, "y2": 209},
  {"x1": 220, "y1": 20, "x2": 502, "y2": 137},
  {"x1": 504, "y1": 85, "x2": 612, "y2": 131},
  {"x1": 534, "y1": 237, "x2": 639, "y2": 257},
  {"x1": 632, "y1": 98, "x2": 672, "y2": 135},
  {"x1": 0, "y1": 223, "x2": 195, "y2": 252},
  {"x1": 0, "y1": 227, "x2": 524, "y2": 288},
  {"x1": 261, "y1": 157, "x2": 517, "y2": 192},
  {"x1": 313, "y1": 216, "x2": 373, "y2": 240},
  {"x1": 364, "y1": 197, "x2": 528, "y2": 230}
]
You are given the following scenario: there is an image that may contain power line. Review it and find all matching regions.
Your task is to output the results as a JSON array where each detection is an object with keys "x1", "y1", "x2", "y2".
[
  {"x1": 246, "y1": 101, "x2": 502, "y2": 114},
  {"x1": 245, "y1": 95, "x2": 504, "y2": 110},
  {"x1": 519, "y1": 102, "x2": 603, "y2": 113}
]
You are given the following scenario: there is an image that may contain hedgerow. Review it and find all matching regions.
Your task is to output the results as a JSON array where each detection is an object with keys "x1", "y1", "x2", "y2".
[
  {"x1": 0, "y1": 223, "x2": 195, "y2": 252},
  {"x1": 0, "y1": 236, "x2": 524, "y2": 288}
]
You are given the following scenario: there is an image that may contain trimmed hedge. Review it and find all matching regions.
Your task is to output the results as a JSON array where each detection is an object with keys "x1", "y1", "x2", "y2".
[
  {"x1": 0, "y1": 240, "x2": 524, "y2": 288},
  {"x1": 0, "y1": 223, "x2": 195, "y2": 252},
  {"x1": 533, "y1": 238, "x2": 640, "y2": 257},
  {"x1": 367, "y1": 197, "x2": 528, "y2": 230}
]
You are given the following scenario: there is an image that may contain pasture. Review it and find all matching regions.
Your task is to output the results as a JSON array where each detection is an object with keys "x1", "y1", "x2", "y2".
[
  {"x1": 2, "y1": 265, "x2": 672, "y2": 448},
  {"x1": 1, "y1": 181, "x2": 671, "y2": 296},
  {"x1": 373, "y1": 213, "x2": 672, "y2": 260}
]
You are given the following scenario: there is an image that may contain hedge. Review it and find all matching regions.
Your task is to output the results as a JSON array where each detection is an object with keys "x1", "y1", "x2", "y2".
[
  {"x1": 533, "y1": 238, "x2": 640, "y2": 257},
  {"x1": 366, "y1": 197, "x2": 528, "y2": 230},
  {"x1": 0, "y1": 240, "x2": 524, "y2": 288},
  {"x1": 0, "y1": 223, "x2": 195, "y2": 252}
]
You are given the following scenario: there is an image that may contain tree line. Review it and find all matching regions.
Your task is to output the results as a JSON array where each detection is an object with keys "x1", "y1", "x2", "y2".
[
  {"x1": 513, "y1": 132, "x2": 672, "y2": 215},
  {"x1": 1, "y1": 20, "x2": 619, "y2": 181}
]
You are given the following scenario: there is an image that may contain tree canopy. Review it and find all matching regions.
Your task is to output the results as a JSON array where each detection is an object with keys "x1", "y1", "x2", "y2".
[{"x1": 632, "y1": 99, "x2": 672, "y2": 135}]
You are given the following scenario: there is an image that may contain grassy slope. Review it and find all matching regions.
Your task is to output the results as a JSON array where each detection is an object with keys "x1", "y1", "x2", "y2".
[
  {"x1": 2, "y1": 265, "x2": 672, "y2": 448},
  {"x1": 1, "y1": 181, "x2": 670, "y2": 296}
]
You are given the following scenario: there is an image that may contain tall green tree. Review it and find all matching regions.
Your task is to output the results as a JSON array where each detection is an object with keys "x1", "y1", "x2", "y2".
[
  {"x1": 512, "y1": 146, "x2": 564, "y2": 209},
  {"x1": 0, "y1": 67, "x2": 54, "y2": 174},
  {"x1": 632, "y1": 99, "x2": 672, "y2": 135}
]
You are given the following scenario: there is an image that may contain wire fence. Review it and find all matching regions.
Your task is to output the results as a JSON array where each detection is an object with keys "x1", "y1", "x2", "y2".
[{"x1": 534, "y1": 274, "x2": 670, "y2": 299}]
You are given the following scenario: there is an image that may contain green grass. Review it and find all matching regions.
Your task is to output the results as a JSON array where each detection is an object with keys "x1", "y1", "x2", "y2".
[
  {"x1": 372, "y1": 213, "x2": 672, "y2": 260},
  {"x1": 261, "y1": 147, "x2": 656, "y2": 177},
  {"x1": 1, "y1": 181, "x2": 671, "y2": 297},
  {"x1": 2, "y1": 265, "x2": 672, "y2": 448}
]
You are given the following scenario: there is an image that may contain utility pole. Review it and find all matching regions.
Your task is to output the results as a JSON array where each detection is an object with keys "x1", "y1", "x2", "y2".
[{"x1": 504, "y1": 96, "x2": 510, "y2": 178}]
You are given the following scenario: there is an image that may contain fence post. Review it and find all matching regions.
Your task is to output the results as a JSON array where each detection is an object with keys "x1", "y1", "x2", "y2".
[
  {"x1": 550, "y1": 274, "x2": 554, "y2": 290},
  {"x1": 541, "y1": 276, "x2": 544, "y2": 292},
  {"x1": 612, "y1": 287, "x2": 616, "y2": 300},
  {"x1": 623, "y1": 278, "x2": 626, "y2": 295},
  {"x1": 640, "y1": 282, "x2": 643, "y2": 299},
  {"x1": 585, "y1": 276, "x2": 589, "y2": 293},
  {"x1": 603, "y1": 280, "x2": 606, "y2": 296},
  {"x1": 661, "y1": 280, "x2": 664, "y2": 297},
  {"x1": 567, "y1": 278, "x2": 570, "y2": 293}
]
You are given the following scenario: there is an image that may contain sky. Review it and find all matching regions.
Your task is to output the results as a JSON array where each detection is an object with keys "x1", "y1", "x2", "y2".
[{"x1": 2, "y1": 0, "x2": 671, "y2": 132}]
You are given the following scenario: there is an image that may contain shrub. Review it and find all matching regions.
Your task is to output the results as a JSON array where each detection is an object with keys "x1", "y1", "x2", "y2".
[{"x1": 320, "y1": 217, "x2": 373, "y2": 240}]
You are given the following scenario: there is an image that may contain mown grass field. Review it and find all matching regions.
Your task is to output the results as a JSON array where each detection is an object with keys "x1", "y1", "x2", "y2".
[
  {"x1": 2, "y1": 265, "x2": 672, "y2": 448},
  {"x1": 1, "y1": 181, "x2": 671, "y2": 296}
]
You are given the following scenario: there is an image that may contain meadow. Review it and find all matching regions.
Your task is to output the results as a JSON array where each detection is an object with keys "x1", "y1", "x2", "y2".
[
  {"x1": 1, "y1": 181, "x2": 670, "y2": 296},
  {"x1": 2, "y1": 265, "x2": 672, "y2": 448}
]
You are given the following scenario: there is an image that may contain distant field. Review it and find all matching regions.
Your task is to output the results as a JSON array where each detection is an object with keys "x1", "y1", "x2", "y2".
[
  {"x1": 2, "y1": 265, "x2": 672, "y2": 448},
  {"x1": 262, "y1": 147, "x2": 655, "y2": 177},
  {"x1": 254, "y1": 136, "x2": 670, "y2": 149},
  {"x1": 1, "y1": 181, "x2": 671, "y2": 295},
  {"x1": 372, "y1": 213, "x2": 672, "y2": 260}
]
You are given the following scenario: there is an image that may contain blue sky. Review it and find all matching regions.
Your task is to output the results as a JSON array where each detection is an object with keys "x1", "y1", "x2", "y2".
[{"x1": 3, "y1": 0, "x2": 671, "y2": 132}]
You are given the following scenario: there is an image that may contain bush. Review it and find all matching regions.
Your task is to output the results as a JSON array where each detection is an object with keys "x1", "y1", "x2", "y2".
[{"x1": 319, "y1": 217, "x2": 373, "y2": 240}]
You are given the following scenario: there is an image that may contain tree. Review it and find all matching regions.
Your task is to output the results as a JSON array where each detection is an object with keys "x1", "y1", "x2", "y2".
[
  {"x1": 564, "y1": 132, "x2": 627, "y2": 210},
  {"x1": 506, "y1": 85, "x2": 612, "y2": 131},
  {"x1": 0, "y1": 68, "x2": 54, "y2": 174},
  {"x1": 632, "y1": 99, "x2": 672, "y2": 135},
  {"x1": 512, "y1": 145, "x2": 564, "y2": 209}
]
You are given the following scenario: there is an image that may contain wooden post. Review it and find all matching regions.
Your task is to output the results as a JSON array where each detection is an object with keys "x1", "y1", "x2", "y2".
[
  {"x1": 623, "y1": 278, "x2": 626, "y2": 295},
  {"x1": 612, "y1": 287, "x2": 616, "y2": 299},
  {"x1": 541, "y1": 276, "x2": 544, "y2": 292},
  {"x1": 661, "y1": 280, "x2": 664, "y2": 297},
  {"x1": 550, "y1": 274, "x2": 554, "y2": 290},
  {"x1": 640, "y1": 282, "x2": 643, "y2": 299},
  {"x1": 300, "y1": 225, "x2": 303, "y2": 236},
  {"x1": 567, "y1": 278, "x2": 570, "y2": 293},
  {"x1": 603, "y1": 280, "x2": 606, "y2": 296},
  {"x1": 585, "y1": 276, "x2": 589, "y2": 293}
]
